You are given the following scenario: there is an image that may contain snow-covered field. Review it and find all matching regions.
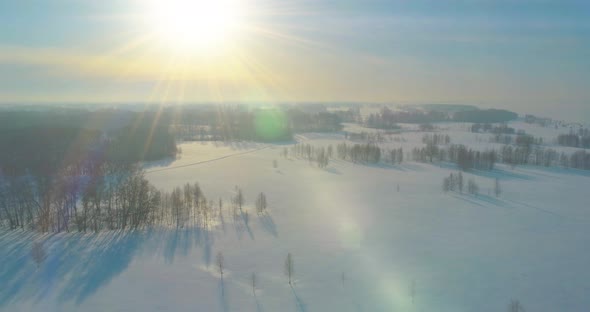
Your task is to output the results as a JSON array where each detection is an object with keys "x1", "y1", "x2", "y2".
[{"x1": 2, "y1": 121, "x2": 590, "y2": 312}]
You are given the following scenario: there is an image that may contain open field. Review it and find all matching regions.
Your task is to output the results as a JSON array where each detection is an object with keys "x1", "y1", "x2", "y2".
[{"x1": 2, "y1": 120, "x2": 590, "y2": 312}]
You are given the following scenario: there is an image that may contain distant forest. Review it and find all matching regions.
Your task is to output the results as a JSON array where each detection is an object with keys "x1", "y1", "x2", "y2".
[
  {"x1": 0, "y1": 107, "x2": 345, "y2": 176},
  {"x1": 365, "y1": 107, "x2": 517, "y2": 129},
  {"x1": 171, "y1": 107, "x2": 342, "y2": 142},
  {"x1": 0, "y1": 111, "x2": 177, "y2": 176}
]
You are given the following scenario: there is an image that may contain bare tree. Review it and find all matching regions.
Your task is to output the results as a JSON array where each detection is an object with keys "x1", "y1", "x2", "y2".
[
  {"x1": 216, "y1": 251, "x2": 225, "y2": 279},
  {"x1": 494, "y1": 178, "x2": 502, "y2": 197},
  {"x1": 442, "y1": 177, "x2": 451, "y2": 192},
  {"x1": 31, "y1": 241, "x2": 46, "y2": 268},
  {"x1": 251, "y1": 272, "x2": 257, "y2": 295},
  {"x1": 285, "y1": 253, "x2": 294, "y2": 285},
  {"x1": 234, "y1": 187, "x2": 244, "y2": 212},
  {"x1": 256, "y1": 192, "x2": 267, "y2": 215}
]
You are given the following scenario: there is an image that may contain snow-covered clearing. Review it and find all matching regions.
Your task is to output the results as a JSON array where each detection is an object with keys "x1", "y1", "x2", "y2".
[{"x1": 2, "y1": 122, "x2": 590, "y2": 312}]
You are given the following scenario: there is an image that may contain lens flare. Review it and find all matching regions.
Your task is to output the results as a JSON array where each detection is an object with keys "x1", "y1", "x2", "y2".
[{"x1": 254, "y1": 109, "x2": 289, "y2": 141}]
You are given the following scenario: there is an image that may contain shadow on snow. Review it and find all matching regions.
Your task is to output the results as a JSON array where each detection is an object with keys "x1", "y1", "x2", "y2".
[{"x1": 0, "y1": 226, "x2": 218, "y2": 307}]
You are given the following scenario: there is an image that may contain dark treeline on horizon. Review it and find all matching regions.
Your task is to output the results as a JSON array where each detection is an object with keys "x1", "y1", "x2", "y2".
[
  {"x1": 171, "y1": 107, "x2": 343, "y2": 142},
  {"x1": 0, "y1": 111, "x2": 177, "y2": 176},
  {"x1": 0, "y1": 106, "x2": 347, "y2": 176},
  {"x1": 365, "y1": 107, "x2": 518, "y2": 129}
]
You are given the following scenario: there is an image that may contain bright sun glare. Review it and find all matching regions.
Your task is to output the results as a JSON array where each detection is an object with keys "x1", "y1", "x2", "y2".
[{"x1": 147, "y1": 0, "x2": 243, "y2": 52}]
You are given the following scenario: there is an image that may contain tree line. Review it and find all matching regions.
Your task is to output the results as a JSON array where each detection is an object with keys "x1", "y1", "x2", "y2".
[
  {"x1": 365, "y1": 107, "x2": 517, "y2": 129},
  {"x1": 411, "y1": 142, "x2": 590, "y2": 171},
  {"x1": 170, "y1": 107, "x2": 344, "y2": 142},
  {"x1": 0, "y1": 112, "x2": 178, "y2": 176},
  {"x1": 557, "y1": 132, "x2": 590, "y2": 149},
  {"x1": 289, "y1": 144, "x2": 332, "y2": 168},
  {"x1": 0, "y1": 163, "x2": 271, "y2": 232}
]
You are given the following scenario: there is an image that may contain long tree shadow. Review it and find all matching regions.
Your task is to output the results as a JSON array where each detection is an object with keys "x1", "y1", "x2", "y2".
[
  {"x1": 438, "y1": 162, "x2": 535, "y2": 181},
  {"x1": 233, "y1": 211, "x2": 245, "y2": 240},
  {"x1": 219, "y1": 278, "x2": 229, "y2": 312},
  {"x1": 451, "y1": 193, "x2": 512, "y2": 209},
  {"x1": 0, "y1": 230, "x2": 53, "y2": 306},
  {"x1": 254, "y1": 292, "x2": 265, "y2": 312},
  {"x1": 291, "y1": 285, "x2": 307, "y2": 312},
  {"x1": 161, "y1": 226, "x2": 211, "y2": 265},
  {"x1": 258, "y1": 213, "x2": 278, "y2": 238},
  {"x1": 505, "y1": 198, "x2": 565, "y2": 218},
  {"x1": 1, "y1": 230, "x2": 151, "y2": 305},
  {"x1": 57, "y1": 230, "x2": 149, "y2": 304},
  {"x1": 164, "y1": 229, "x2": 180, "y2": 264},
  {"x1": 198, "y1": 229, "x2": 214, "y2": 267},
  {"x1": 0, "y1": 226, "x2": 218, "y2": 308},
  {"x1": 241, "y1": 211, "x2": 255, "y2": 240}
]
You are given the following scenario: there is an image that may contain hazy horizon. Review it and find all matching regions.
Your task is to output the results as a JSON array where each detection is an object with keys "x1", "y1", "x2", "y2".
[
  {"x1": 0, "y1": 100, "x2": 588, "y2": 123},
  {"x1": 1, "y1": 0, "x2": 589, "y2": 122}
]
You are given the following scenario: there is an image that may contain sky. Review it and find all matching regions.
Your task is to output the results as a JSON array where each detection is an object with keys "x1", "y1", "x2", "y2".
[{"x1": 0, "y1": 0, "x2": 589, "y2": 121}]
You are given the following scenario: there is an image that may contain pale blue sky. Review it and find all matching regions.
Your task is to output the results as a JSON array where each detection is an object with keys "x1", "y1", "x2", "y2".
[{"x1": 0, "y1": 0, "x2": 589, "y2": 120}]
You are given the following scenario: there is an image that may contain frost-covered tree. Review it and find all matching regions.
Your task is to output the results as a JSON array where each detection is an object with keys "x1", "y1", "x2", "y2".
[{"x1": 251, "y1": 272, "x2": 257, "y2": 295}]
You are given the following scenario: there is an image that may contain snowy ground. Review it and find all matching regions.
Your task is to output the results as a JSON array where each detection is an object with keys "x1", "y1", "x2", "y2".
[{"x1": 2, "y1": 121, "x2": 590, "y2": 312}]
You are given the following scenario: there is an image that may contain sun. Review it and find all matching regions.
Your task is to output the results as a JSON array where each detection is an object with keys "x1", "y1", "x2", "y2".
[{"x1": 146, "y1": 0, "x2": 243, "y2": 53}]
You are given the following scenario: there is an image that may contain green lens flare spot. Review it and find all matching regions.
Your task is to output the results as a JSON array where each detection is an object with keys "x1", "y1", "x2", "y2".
[{"x1": 254, "y1": 109, "x2": 288, "y2": 140}]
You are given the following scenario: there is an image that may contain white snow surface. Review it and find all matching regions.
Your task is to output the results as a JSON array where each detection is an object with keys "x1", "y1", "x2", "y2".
[{"x1": 2, "y1": 121, "x2": 590, "y2": 312}]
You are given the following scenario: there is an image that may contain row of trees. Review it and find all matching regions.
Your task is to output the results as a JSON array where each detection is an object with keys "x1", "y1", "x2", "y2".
[
  {"x1": 289, "y1": 144, "x2": 332, "y2": 168},
  {"x1": 557, "y1": 133, "x2": 590, "y2": 148},
  {"x1": 289, "y1": 138, "x2": 588, "y2": 171},
  {"x1": 336, "y1": 143, "x2": 382, "y2": 163},
  {"x1": 365, "y1": 107, "x2": 448, "y2": 128},
  {"x1": 0, "y1": 164, "x2": 161, "y2": 232},
  {"x1": 365, "y1": 107, "x2": 517, "y2": 129},
  {"x1": 471, "y1": 123, "x2": 516, "y2": 135},
  {"x1": 422, "y1": 133, "x2": 451, "y2": 145},
  {"x1": 442, "y1": 173, "x2": 501, "y2": 197},
  {"x1": 170, "y1": 107, "x2": 345, "y2": 142},
  {"x1": 385, "y1": 148, "x2": 404, "y2": 165},
  {"x1": 0, "y1": 164, "x2": 271, "y2": 232},
  {"x1": 412, "y1": 142, "x2": 590, "y2": 171}
]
